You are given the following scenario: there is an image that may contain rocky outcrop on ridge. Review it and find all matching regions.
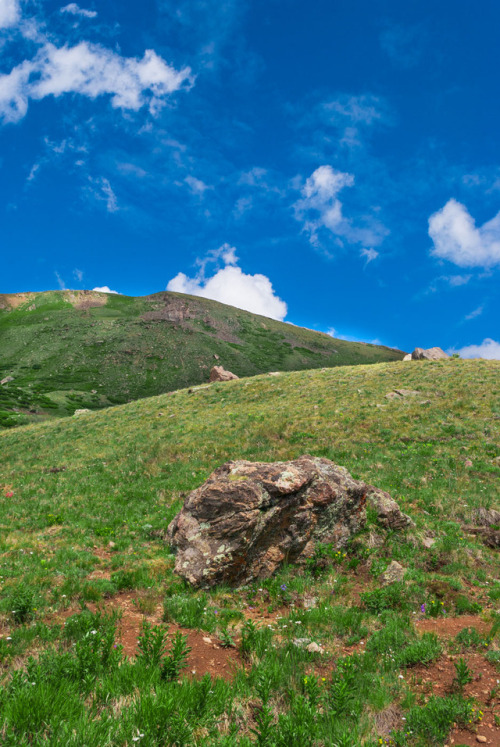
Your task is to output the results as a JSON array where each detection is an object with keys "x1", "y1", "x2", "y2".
[
  {"x1": 209, "y1": 366, "x2": 239, "y2": 382},
  {"x1": 411, "y1": 347, "x2": 449, "y2": 361}
]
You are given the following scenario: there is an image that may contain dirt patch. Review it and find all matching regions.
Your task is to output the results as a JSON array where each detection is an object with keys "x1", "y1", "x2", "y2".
[
  {"x1": 410, "y1": 653, "x2": 500, "y2": 746},
  {"x1": 91, "y1": 547, "x2": 114, "y2": 562},
  {"x1": 415, "y1": 615, "x2": 491, "y2": 638},
  {"x1": 0, "y1": 293, "x2": 35, "y2": 310},
  {"x1": 87, "y1": 569, "x2": 112, "y2": 581},
  {"x1": 56, "y1": 592, "x2": 241, "y2": 681},
  {"x1": 67, "y1": 291, "x2": 108, "y2": 310}
]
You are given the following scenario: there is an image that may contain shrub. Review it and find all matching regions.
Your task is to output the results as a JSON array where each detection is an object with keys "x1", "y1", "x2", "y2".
[{"x1": 9, "y1": 583, "x2": 36, "y2": 625}]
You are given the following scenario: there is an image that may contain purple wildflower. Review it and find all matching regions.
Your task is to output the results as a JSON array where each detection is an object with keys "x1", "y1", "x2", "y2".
[{"x1": 420, "y1": 603, "x2": 426, "y2": 614}]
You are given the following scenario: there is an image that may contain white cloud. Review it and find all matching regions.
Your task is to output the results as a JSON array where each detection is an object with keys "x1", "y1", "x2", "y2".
[
  {"x1": 60, "y1": 3, "x2": 97, "y2": 19},
  {"x1": 294, "y1": 165, "x2": 388, "y2": 251},
  {"x1": 55, "y1": 271, "x2": 66, "y2": 290},
  {"x1": 0, "y1": 42, "x2": 192, "y2": 124},
  {"x1": 361, "y1": 247, "x2": 379, "y2": 263},
  {"x1": 185, "y1": 174, "x2": 210, "y2": 195},
  {"x1": 73, "y1": 268, "x2": 83, "y2": 282},
  {"x1": 450, "y1": 338, "x2": 500, "y2": 360},
  {"x1": 429, "y1": 198, "x2": 500, "y2": 268},
  {"x1": 167, "y1": 244, "x2": 287, "y2": 321},
  {"x1": 464, "y1": 305, "x2": 483, "y2": 321},
  {"x1": 93, "y1": 286, "x2": 120, "y2": 294},
  {"x1": 0, "y1": 0, "x2": 20, "y2": 29},
  {"x1": 87, "y1": 176, "x2": 118, "y2": 212},
  {"x1": 327, "y1": 327, "x2": 382, "y2": 345}
]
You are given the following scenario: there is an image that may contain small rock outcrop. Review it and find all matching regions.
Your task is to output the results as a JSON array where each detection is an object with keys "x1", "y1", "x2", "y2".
[
  {"x1": 385, "y1": 389, "x2": 420, "y2": 401},
  {"x1": 381, "y1": 561, "x2": 405, "y2": 585},
  {"x1": 167, "y1": 456, "x2": 369, "y2": 588},
  {"x1": 411, "y1": 347, "x2": 449, "y2": 361},
  {"x1": 73, "y1": 408, "x2": 91, "y2": 416},
  {"x1": 402, "y1": 354, "x2": 412, "y2": 361},
  {"x1": 209, "y1": 365, "x2": 239, "y2": 382},
  {"x1": 366, "y1": 486, "x2": 415, "y2": 530},
  {"x1": 474, "y1": 508, "x2": 500, "y2": 527}
]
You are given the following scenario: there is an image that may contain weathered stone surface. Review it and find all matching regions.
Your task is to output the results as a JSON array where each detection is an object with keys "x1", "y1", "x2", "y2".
[
  {"x1": 209, "y1": 365, "x2": 239, "y2": 382},
  {"x1": 474, "y1": 508, "x2": 500, "y2": 527},
  {"x1": 402, "y1": 353, "x2": 412, "y2": 361},
  {"x1": 381, "y1": 560, "x2": 405, "y2": 585},
  {"x1": 167, "y1": 456, "x2": 368, "y2": 588},
  {"x1": 73, "y1": 408, "x2": 91, "y2": 416},
  {"x1": 385, "y1": 389, "x2": 420, "y2": 400},
  {"x1": 422, "y1": 535, "x2": 436, "y2": 549},
  {"x1": 366, "y1": 486, "x2": 415, "y2": 530},
  {"x1": 411, "y1": 347, "x2": 449, "y2": 361}
]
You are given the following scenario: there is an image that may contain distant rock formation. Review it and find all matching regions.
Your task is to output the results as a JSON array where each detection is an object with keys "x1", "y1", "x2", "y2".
[
  {"x1": 167, "y1": 456, "x2": 411, "y2": 588},
  {"x1": 209, "y1": 365, "x2": 239, "y2": 382},
  {"x1": 411, "y1": 347, "x2": 449, "y2": 361},
  {"x1": 402, "y1": 354, "x2": 412, "y2": 361}
]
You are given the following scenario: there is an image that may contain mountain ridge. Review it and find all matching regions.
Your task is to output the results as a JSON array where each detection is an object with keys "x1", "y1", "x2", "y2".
[{"x1": 0, "y1": 289, "x2": 404, "y2": 428}]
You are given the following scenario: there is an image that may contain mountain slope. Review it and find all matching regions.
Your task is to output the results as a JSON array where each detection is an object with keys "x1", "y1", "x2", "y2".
[
  {"x1": 0, "y1": 360, "x2": 498, "y2": 745},
  {"x1": 0, "y1": 289, "x2": 403, "y2": 427}
]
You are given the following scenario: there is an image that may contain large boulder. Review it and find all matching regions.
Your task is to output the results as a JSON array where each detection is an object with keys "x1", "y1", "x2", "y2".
[
  {"x1": 167, "y1": 456, "x2": 369, "y2": 588},
  {"x1": 411, "y1": 347, "x2": 449, "y2": 361},
  {"x1": 209, "y1": 365, "x2": 239, "y2": 382}
]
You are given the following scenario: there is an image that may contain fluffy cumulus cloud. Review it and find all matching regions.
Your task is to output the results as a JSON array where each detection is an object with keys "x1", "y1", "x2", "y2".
[
  {"x1": 294, "y1": 165, "x2": 387, "y2": 251},
  {"x1": 60, "y1": 4, "x2": 97, "y2": 19},
  {"x1": 450, "y1": 338, "x2": 500, "y2": 360},
  {"x1": 0, "y1": 42, "x2": 192, "y2": 123},
  {"x1": 428, "y1": 199, "x2": 500, "y2": 268},
  {"x1": 93, "y1": 286, "x2": 120, "y2": 294},
  {"x1": 0, "y1": 0, "x2": 20, "y2": 29},
  {"x1": 167, "y1": 244, "x2": 288, "y2": 321}
]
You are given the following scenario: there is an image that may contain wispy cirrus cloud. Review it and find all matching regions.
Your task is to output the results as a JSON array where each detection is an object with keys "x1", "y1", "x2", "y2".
[
  {"x1": 380, "y1": 21, "x2": 427, "y2": 69},
  {"x1": 464, "y1": 305, "x2": 484, "y2": 321},
  {"x1": 60, "y1": 4, "x2": 97, "y2": 19},
  {"x1": 86, "y1": 176, "x2": 118, "y2": 213},
  {"x1": 294, "y1": 165, "x2": 388, "y2": 254}
]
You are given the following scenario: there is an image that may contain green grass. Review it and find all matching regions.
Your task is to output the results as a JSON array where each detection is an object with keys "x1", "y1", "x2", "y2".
[
  {"x1": 0, "y1": 289, "x2": 403, "y2": 428},
  {"x1": 0, "y1": 358, "x2": 498, "y2": 745}
]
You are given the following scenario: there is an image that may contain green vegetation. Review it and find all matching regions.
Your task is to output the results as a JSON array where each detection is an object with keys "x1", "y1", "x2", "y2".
[
  {"x1": 0, "y1": 358, "x2": 498, "y2": 744},
  {"x1": 0, "y1": 289, "x2": 403, "y2": 428}
]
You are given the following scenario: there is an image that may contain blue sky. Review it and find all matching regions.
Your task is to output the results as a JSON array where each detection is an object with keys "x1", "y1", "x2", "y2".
[{"x1": 1, "y1": 0, "x2": 499, "y2": 358}]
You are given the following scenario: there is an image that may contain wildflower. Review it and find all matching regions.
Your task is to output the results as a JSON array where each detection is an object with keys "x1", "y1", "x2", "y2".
[
  {"x1": 420, "y1": 603, "x2": 426, "y2": 613},
  {"x1": 280, "y1": 584, "x2": 287, "y2": 591}
]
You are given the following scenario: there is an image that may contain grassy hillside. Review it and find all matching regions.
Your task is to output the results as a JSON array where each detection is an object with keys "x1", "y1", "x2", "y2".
[
  {"x1": 0, "y1": 359, "x2": 498, "y2": 745},
  {"x1": 0, "y1": 289, "x2": 403, "y2": 428}
]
